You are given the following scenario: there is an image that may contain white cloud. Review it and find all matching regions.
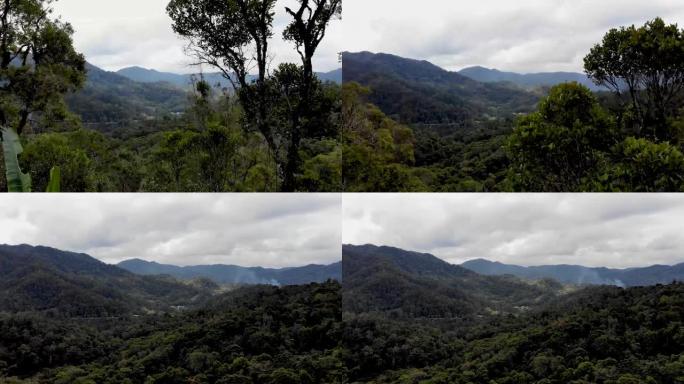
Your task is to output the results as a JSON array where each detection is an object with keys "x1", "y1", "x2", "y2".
[
  {"x1": 343, "y1": 0, "x2": 684, "y2": 72},
  {"x1": 52, "y1": 0, "x2": 343, "y2": 73},
  {"x1": 342, "y1": 194, "x2": 684, "y2": 268},
  {"x1": 0, "y1": 194, "x2": 341, "y2": 268}
]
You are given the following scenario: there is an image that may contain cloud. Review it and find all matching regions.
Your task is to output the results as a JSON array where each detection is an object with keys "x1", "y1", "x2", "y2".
[
  {"x1": 0, "y1": 194, "x2": 341, "y2": 268},
  {"x1": 342, "y1": 194, "x2": 684, "y2": 268},
  {"x1": 343, "y1": 0, "x2": 684, "y2": 72},
  {"x1": 52, "y1": 0, "x2": 342, "y2": 73}
]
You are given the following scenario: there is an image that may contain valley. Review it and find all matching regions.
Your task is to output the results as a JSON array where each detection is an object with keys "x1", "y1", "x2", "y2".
[
  {"x1": 341, "y1": 244, "x2": 684, "y2": 383},
  {"x1": 0, "y1": 244, "x2": 343, "y2": 383}
]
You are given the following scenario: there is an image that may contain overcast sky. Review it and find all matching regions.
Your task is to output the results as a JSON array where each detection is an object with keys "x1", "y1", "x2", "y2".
[
  {"x1": 0, "y1": 194, "x2": 341, "y2": 268},
  {"x1": 344, "y1": 0, "x2": 684, "y2": 73},
  {"x1": 343, "y1": 194, "x2": 684, "y2": 269},
  {"x1": 52, "y1": 0, "x2": 343, "y2": 73}
]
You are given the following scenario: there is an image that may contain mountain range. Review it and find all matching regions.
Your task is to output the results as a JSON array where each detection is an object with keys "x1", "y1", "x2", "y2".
[
  {"x1": 0, "y1": 244, "x2": 340, "y2": 317},
  {"x1": 458, "y1": 66, "x2": 605, "y2": 91},
  {"x1": 342, "y1": 51, "x2": 540, "y2": 129},
  {"x1": 0, "y1": 244, "x2": 213, "y2": 316},
  {"x1": 115, "y1": 66, "x2": 342, "y2": 89},
  {"x1": 462, "y1": 258, "x2": 684, "y2": 287},
  {"x1": 65, "y1": 63, "x2": 189, "y2": 128},
  {"x1": 64, "y1": 63, "x2": 341, "y2": 132},
  {"x1": 117, "y1": 258, "x2": 341, "y2": 286}
]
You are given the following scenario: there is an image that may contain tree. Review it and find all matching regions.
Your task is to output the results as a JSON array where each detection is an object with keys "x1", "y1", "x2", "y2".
[
  {"x1": 166, "y1": 0, "x2": 279, "y2": 165},
  {"x1": 281, "y1": 0, "x2": 341, "y2": 191},
  {"x1": 0, "y1": 0, "x2": 86, "y2": 135},
  {"x1": 507, "y1": 82, "x2": 618, "y2": 191},
  {"x1": 604, "y1": 137, "x2": 684, "y2": 192},
  {"x1": 167, "y1": 0, "x2": 341, "y2": 192},
  {"x1": 584, "y1": 18, "x2": 684, "y2": 142}
]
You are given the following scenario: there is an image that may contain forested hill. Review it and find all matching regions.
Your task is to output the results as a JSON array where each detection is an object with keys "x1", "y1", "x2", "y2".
[
  {"x1": 0, "y1": 244, "x2": 213, "y2": 317},
  {"x1": 65, "y1": 62, "x2": 189, "y2": 126},
  {"x1": 118, "y1": 258, "x2": 342, "y2": 285},
  {"x1": 0, "y1": 281, "x2": 343, "y2": 383},
  {"x1": 463, "y1": 258, "x2": 684, "y2": 287},
  {"x1": 341, "y1": 51, "x2": 539, "y2": 127},
  {"x1": 342, "y1": 244, "x2": 563, "y2": 318}
]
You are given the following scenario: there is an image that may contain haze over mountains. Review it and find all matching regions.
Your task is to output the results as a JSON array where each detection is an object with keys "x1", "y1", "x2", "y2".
[
  {"x1": 118, "y1": 258, "x2": 342, "y2": 286},
  {"x1": 462, "y1": 258, "x2": 684, "y2": 287}
]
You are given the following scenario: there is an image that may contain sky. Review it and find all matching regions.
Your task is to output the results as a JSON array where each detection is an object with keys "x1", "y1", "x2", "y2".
[
  {"x1": 0, "y1": 194, "x2": 341, "y2": 268},
  {"x1": 343, "y1": 194, "x2": 684, "y2": 269},
  {"x1": 344, "y1": 0, "x2": 684, "y2": 73},
  {"x1": 52, "y1": 0, "x2": 343, "y2": 73}
]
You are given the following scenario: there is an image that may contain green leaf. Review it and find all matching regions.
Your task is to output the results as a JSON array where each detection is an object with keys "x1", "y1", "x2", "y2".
[
  {"x1": 46, "y1": 166, "x2": 61, "y2": 192},
  {"x1": 2, "y1": 127, "x2": 31, "y2": 192}
]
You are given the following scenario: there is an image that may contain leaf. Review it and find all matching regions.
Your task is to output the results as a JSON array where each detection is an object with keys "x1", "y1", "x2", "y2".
[
  {"x1": 2, "y1": 127, "x2": 31, "y2": 192},
  {"x1": 46, "y1": 166, "x2": 61, "y2": 193}
]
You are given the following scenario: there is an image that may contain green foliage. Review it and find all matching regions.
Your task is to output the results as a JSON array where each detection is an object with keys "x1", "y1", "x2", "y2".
[
  {"x1": 507, "y1": 82, "x2": 617, "y2": 191},
  {"x1": 21, "y1": 131, "x2": 92, "y2": 192},
  {"x1": 2, "y1": 127, "x2": 32, "y2": 192},
  {"x1": 603, "y1": 137, "x2": 684, "y2": 192},
  {"x1": 0, "y1": 281, "x2": 344, "y2": 384},
  {"x1": 46, "y1": 166, "x2": 61, "y2": 192},
  {"x1": 342, "y1": 83, "x2": 428, "y2": 192},
  {"x1": 0, "y1": 0, "x2": 86, "y2": 134},
  {"x1": 584, "y1": 18, "x2": 684, "y2": 141}
]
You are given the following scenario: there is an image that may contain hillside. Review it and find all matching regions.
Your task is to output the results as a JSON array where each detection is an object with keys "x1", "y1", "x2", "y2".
[
  {"x1": 342, "y1": 244, "x2": 562, "y2": 318},
  {"x1": 342, "y1": 52, "x2": 539, "y2": 128},
  {"x1": 0, "y1": 244, "x2": 211, "y2": 316},
  {"x1": 459, "y1": 66, "x2": 605, "y2": 91},
  {"x1": 65, "y1": 63, "x2": 189, "y2": 128},
  {"x1": 117, "y1": 258, "x2": 342, "y2": 285},
  {"x1": 463, "y1": 259, "x2": 684, "y2": 286}
]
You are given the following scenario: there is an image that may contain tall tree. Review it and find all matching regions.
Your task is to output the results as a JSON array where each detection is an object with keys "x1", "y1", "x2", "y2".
[
  {"x1": 281, "y1": 0, "x2": 341, "y2": 191},
  {"x1": 0, "y1": 0, "x2": 85, "y2": 135},
  {"x1": 167, "y1": 0, "x2": 278, "y2": 157},
  {"x1": 584, "y1": 18, "x2": 684, "y2": 142}
]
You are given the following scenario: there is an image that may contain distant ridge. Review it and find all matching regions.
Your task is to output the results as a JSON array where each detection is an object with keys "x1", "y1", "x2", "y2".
[
  {"x1": 116, "y1": 66, "x2": 342, "y2": 89},
  {"x1": 462, "y1": 258, "x2": 684, "y2": 287},
  {"x1": 458, "y1": 66, "x2": 606, "y2": 91},
  {"x1": 117, "y1": 258, "x2": 342, "y2": 286}
]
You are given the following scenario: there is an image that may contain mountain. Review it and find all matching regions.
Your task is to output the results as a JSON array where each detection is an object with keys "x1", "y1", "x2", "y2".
[
  {"x1": 116, "y1": 66, "x2": 343, "y2": 89},
  {"x1": 0, "y1": 244, "x2": 211, "y2": 316},
  {"x1": 316, "y1": 68, "x2": 342, "y2": 83},
  {"x1": 342, "y1": 244, "x2": 562, "y2": 318},
  {"x1": 462, "y1": 259, "x2": 684, "y2": 287},
  {"x1": 342, "y1": 51, "x2": 539, "y2": 129},
  {"x1": 65, "y1": 63, "x2": 189, "y2": 128},
  {"x1": 458, "y1": 66, "x2": 606, "y2": 91},
  {"x1": 117, "y1": 258, "x2": 341, "y2": 286}
]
